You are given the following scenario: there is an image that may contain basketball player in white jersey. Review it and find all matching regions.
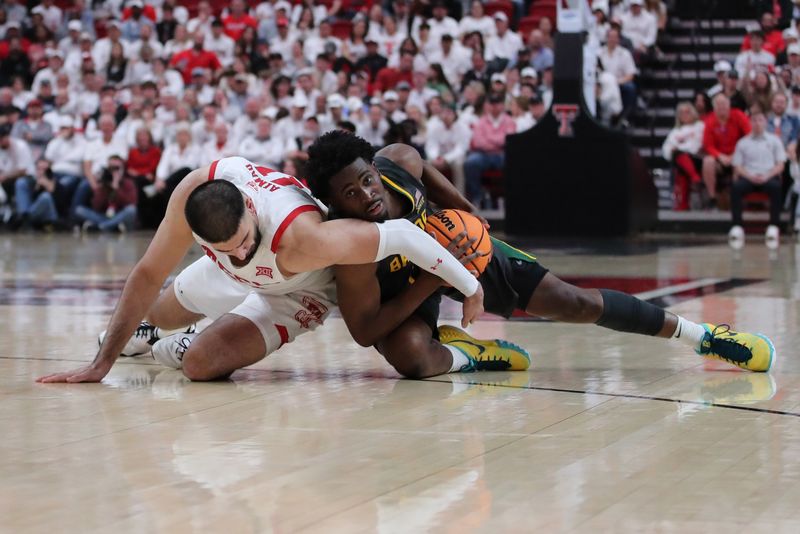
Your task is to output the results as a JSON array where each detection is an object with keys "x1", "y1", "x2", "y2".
[{"x1": 37, "y1": 156, "x2": 485, "y2": 383}]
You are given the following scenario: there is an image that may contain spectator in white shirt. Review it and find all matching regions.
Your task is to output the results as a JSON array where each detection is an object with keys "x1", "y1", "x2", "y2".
[
  {"x1": 275, "y1": 92, "x2": 311, "y2": 145},
  {"x1": 187, "y1": 0, "x2": 214, "y2": 35},
  {"x1": 200, "y1": 122, "x2": 237, "y2": 165},
  {"x1": 599, "y1": 27, "x2": 637, "y2": 124},
  {"x1": 0, "y1": 122, "x2": 35, "y2": 203},
  {"x1": 156, "y1": 123, "x2": 201, "y2": 183},
  {"x1": 510, "y1": 95, "x2": 535, "y2": 131},
  {"x1": 378, "y1": 15, "x2": 405, "y2": 58},
  {"x1": 205, "y1": 18, "x2": 236, "y2": 67},
  {"x1": 428, "y1": 33, "x2": 471, "y2": 88},
  {"x1": 735, "y1": 29, "x2": 776, "y2": 76},
  {"x1": 231, "y1": 97, "x2": 262, "y2": 144},
  {"x1": 35, "y1": 0, "x2": 62, "y2": 34},
  {"x1": 380, "y1": 91, "x2": 405, "y2": 123},
  {"x1": 662, "y1": 102, "x2": 705, "y2": 210},
  {"x1": 59, "y1": 20, "x2": 84, "y2": 56},
  {"x1": 82, "y1": 114, "x2": 129, "y2": 188},
  {"x1": 239, "y1": 114, "x2": 286, "y2": 168},
  {"x1": 304, "y1": 19, "x2": 342, "y2": 63},
  {"x1": 271, "y1": 16, "x2": 296, "y2": 61},
  {"x1": 620, "y1": 0, "x2": 657, "y2": 55},
  {"x1": 128, "y1": 23, "x2": 164, "y2": 59},
  {"x1": 190, "y1": 103, "x2": 222, "y2": 146},
  {"x1": 93, "y1": 20, "x2": 129, "y2": 73},
  {"x1": 425, "y1": 106, "x2": 471, "y2": 193},
  {"x1": 318, "y1": 93, "x2": 346, "y2": 133},
  {"x1": 459, "y1": 0, "x2": 496, "y2": 40},
  {"x1": 357, "y1": 104, "x2": 390, "y2": 147},
  {"x1": 163, "y1": 24, "x2": 191, "y2": 59},
  {"x1": 43, "y1": 116, "x2": 85, "y2": 209},
  {"x1": 420, "y1": 0, "x2": 459, "y2": 43},
  {"x1": 32, "y1": 51, "x2": 68, "y2": 96},
  {"x1": 729, "y1": 108, "x2": 786, "y2": 248},
  {"x1": 485, "y1": 12, "x2": 523, "y2": 66}
]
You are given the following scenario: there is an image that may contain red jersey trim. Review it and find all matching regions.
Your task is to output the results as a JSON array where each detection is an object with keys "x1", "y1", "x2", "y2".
[
  {"x1": 208, "y1": 159, "x2": 219, "y2": 180},
  {"x1": 275, "y1": 324, "x2": 289, "y2": 347},
  {"x1": 270, "y1": 205, "x2": 321, "y2": 253}
]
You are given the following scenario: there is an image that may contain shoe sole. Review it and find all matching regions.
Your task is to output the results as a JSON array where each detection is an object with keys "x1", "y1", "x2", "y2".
[{"x1": 755, "y1": 333, "x2": 776, "y2": 372}]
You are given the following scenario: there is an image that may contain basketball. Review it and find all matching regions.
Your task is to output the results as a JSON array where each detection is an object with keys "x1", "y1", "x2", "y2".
[{"x1": 426, "y1": 209, "x2": 493, "y2": 275}]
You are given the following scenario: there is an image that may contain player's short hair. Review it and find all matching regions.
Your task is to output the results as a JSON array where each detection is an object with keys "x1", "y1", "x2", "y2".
[
  {"x1": 306, "y1": 130, "x2": 375, "y2": 200},
  {"x1": 185, "y1": 180, "x2": 245, "y2": 243}
]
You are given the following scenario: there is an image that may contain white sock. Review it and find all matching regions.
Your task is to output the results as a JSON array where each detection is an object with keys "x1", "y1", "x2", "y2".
[
  {"x1": 445, "y1": 344, "x2": 472, "y2": 373},
  {"x1": 672, "y1": 316, "x2": 707, "y2": 351}
]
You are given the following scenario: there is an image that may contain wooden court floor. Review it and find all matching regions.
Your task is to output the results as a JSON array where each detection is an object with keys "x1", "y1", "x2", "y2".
[{"x1": 1, "y1": 232, "x2": 799, "y2": 533}]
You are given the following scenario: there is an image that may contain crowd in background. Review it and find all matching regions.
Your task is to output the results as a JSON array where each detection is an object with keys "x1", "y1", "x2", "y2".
[
  {"x1": 662, "y1": 8, "x2": 800, "y2": 247},
  {"x1": 0, "y1": 0, "x2": 664, "y2": 232}
]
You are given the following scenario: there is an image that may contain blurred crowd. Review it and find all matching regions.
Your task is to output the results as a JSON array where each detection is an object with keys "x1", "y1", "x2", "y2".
[
  {"x1": 0, "y1": 0, "x2": 665, "y2": 232},
  {"x1": 662, "y1": 8, "x2": 800, "y2": 247}
]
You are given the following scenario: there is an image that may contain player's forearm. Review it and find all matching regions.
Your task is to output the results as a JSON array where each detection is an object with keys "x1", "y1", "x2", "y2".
[
  {"x1": 92, "y1": 266, "x2": 164, "y2": 369},
  {"x1": 374, "y1": 219, "x2": 480, "y2": 297},
  {"x1": 346, "y1": 275, "x2": 442, "y2": 347}
]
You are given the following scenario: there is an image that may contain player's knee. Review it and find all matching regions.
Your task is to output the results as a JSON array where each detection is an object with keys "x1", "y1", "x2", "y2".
[
  {"x1": 181, "y1": 347, "x2": 221, "y2": 381},
  {"x1": 385, "y1": 336, "x2": 435, "y2": 379}
]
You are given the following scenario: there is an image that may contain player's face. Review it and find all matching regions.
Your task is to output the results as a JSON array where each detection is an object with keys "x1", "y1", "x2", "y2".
[
  {"x1": 211, "y1": 202, "x2": 262, "y2": 267},
  {"x1": 329, "y1": 158, "x2": 389, "y2": 222}
]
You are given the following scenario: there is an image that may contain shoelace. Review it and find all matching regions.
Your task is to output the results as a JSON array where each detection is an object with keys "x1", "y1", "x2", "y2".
[
  {"x1": 707, "y1": 324, "x2": 752, "y2": 363},
  {"x1": 133, "y1": 322, "x2": 154, "y2": 340}
]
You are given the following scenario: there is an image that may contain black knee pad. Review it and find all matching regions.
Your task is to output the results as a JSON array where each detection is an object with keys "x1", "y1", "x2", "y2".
[{"x1": 595, "y1": 289, "x2": 665, "y2": 336}]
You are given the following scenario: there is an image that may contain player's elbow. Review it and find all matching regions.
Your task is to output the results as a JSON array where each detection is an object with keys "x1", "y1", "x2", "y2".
[{"x1": 351, "y1": 330, "x2": 377, "y2": 347}]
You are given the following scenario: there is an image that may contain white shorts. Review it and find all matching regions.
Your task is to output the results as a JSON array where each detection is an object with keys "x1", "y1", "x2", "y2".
[{"x1": 173, "y1": 257, "x2": 337, "y2": 354}]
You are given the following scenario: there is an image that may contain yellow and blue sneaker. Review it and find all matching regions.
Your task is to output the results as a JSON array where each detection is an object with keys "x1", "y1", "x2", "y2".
[
  {"x1": 697, "y1": 324, "x2": 776, "y2": 372},
  {"x1": 438, "y1": 325, "x2": 531, "y2": 372}
]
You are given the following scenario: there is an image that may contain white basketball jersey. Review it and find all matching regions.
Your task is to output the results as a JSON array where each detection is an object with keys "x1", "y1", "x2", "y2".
[{"x1": 194, "y1": 156, "x2": 334, "y2": 295}]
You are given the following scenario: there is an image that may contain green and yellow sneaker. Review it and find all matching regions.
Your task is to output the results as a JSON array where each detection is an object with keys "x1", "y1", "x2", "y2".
[
  {"x1": 697, "y1": 324, "x2": 776, "y2": 372},
  {"x1": 439, "y1": 325, "x2": 531, "y2": 372}
]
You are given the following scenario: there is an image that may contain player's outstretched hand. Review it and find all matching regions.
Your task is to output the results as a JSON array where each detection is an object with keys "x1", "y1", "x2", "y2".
[
  {"x1": 36, "y1": 362, "x2": 111, "y2": 383},
  {"x1": 461, "y1": 284, "x2": 484, "y2": 328}
]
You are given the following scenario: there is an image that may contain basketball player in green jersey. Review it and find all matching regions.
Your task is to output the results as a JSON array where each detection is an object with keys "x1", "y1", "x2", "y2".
[{"x1": 305, "y1": 131, "x2": 776, "y2": 378}]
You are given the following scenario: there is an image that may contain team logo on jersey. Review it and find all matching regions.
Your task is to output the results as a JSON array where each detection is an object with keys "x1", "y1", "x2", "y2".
[
  {"x1": 256, "y1": 266, "x2": 273, "y2": 278},
  {"x1": 294, "y1": 296, "x2": 328, "y2": 329}
]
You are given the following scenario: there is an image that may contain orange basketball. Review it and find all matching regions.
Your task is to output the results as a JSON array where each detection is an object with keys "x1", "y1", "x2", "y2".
[{"x1": 426, "y1": 209, "x2": 493, "y2": 275}]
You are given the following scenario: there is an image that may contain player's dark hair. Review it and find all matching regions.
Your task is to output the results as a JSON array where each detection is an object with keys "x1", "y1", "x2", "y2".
[
  {"x1": 185, "y1": 180, "x2": 245, "y2": 243},
  {"x1": 306, "y1": 130, "x2": 375, "y2": 200}
]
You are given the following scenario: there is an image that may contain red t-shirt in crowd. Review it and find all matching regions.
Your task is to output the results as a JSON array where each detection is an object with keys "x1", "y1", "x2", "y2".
[
  {"x1": 703, "y1": 109, "x2": 752, "y2": 158},
  {"x1": 740, "y1": 30, "x2": 785, "y2": 55},
  {"x1": 373, "y1": 67, "x2": 413, "y2": 94},
  {"x1": 222, "y1": 14, "x2": 258, "y2": 40},
  {"x1": 127, "y1": 145, "x2": 162, "y2": 178},
  {"x1": 170, "y1": 48, "x2": 222, "y2": 83}
]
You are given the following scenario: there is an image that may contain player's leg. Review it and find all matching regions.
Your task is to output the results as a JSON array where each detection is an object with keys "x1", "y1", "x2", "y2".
[
  {"x1": 701, "y1": 155, "x2": 718, "y2": 202},
  {"x1": 146, "y1": 282, "x2": 205, "y2": 329},
  {"x1": 99, "y1": 257, "x2": 233, "y2": 357},
  {"x1": 485, "y1": 239, "x2": 775, "y2": 372},
  {"x1": 375, "y1": 294, "x2": 530, "y2": 378},
  {"x1": 179, "y1": 313, "x2": 267, "y2": 381},
  {"x1": 523, "y1": 272, "x2": 774, "y2": 372},
  {"x1": 376, "y1": 316, "x2": 458, "y2": 379},
  {"x1": 155, "y1": 284, "x2": 337, "y2": 380}
]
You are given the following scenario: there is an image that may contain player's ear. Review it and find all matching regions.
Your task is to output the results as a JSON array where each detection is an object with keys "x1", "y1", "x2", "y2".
[{"x1": 244, "y1": 196, "x2": 256, "y2": 214}]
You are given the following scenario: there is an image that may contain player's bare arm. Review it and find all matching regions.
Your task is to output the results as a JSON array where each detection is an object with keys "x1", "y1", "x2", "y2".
[
  {"x1": 335, "y1": 232, "x2": 481, "y2": 346},
  {"x1": 36, "y1": 166, "x2": 211, "y2": 383},
  {"x1": 335, "y1": 263, "x2": 442, "y2": 347},
  {"x1": 376, "y1": 143, "x2": 483, "y2": 221},
  {"x1": 276, "y1": 211, "x2": 484, "y2": 327}
]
